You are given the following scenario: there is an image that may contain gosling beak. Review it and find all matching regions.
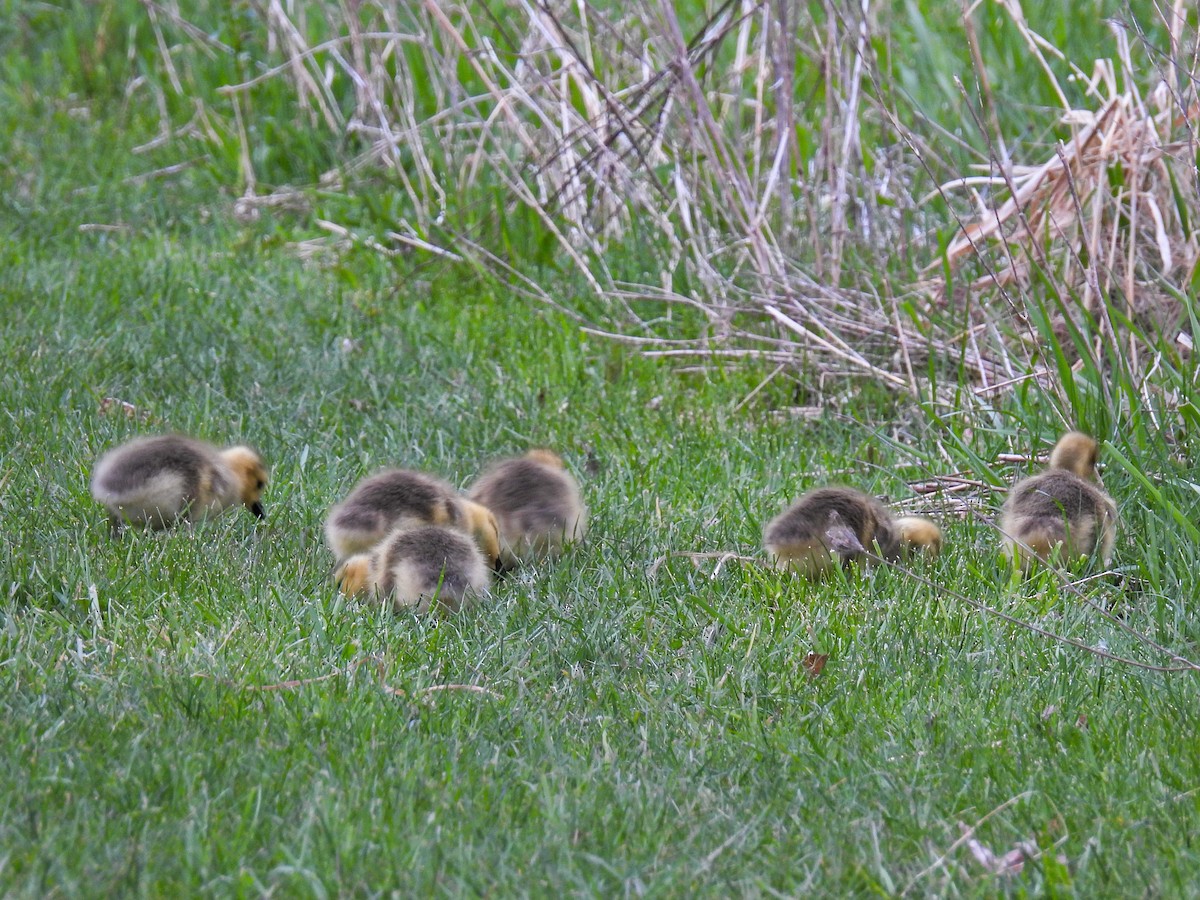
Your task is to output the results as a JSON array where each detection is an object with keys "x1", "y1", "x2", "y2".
[{"x1": 250, "y1": 501, "x2": 265, "y2": 519}]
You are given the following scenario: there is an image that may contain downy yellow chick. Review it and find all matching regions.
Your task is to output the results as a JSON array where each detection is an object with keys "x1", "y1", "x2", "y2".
[
  {"x1": 764, "y1": 486, "x2": 941, "y2": 580},
  {"x1": 894, "y1": 516, "x2": 945, "y2": 559},
  {"x1": 1000, "y1": 431, "x2": 1117, "y2": 569},
  {"x1": 91, "y1": 434, "x2": 268, "y2": 530},
  {"x1": 324, "y1": 468, "x2": 501, "y2": 568},
  {"x1": 334, "y1": 523, "x2": 492, "y2": 615},
  {"x1": 467, "y1": 449, "x2": 587, "y2": 569}
]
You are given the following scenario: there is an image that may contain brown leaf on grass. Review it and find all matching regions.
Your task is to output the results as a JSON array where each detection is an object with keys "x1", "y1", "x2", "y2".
[
  {"x1": 802, "y1": 652, "x2": 828, "y2": 678},
  {"x1": 99, "y1": 396, "x2": 145, "y2": 420},
  {"x1": 964, "y1": 834, "x2": 1036, "y2": 875},
  {"x1": 960, "y1": 823, "x2": 1069, "y2": 877}
]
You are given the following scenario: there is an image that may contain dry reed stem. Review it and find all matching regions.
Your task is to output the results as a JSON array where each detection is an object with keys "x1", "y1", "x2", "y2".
[
  {"x1": 145, "y1": 0, "x2": 1198, "y2": 394},
  {"x1": 932, "y1": 7, "x2": 1198, "y2": 369}
]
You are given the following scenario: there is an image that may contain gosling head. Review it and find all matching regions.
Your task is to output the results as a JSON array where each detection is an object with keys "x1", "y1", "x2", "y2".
[
  {"x1": 1047, "y1": 432, "x2": 1100, "y2": 481},
  {"x1": 525, "y1": 449, "x2": 565, "y2": 468},
  {"x1": 334, "y1": 554, "x2": 371, "y2": 597},
  {"x1": 461, "y1": 499, "x2": 503, "y2": 570},
  {"x1": 823, "y1": 510, "x2": 867, "y2": 558},
  {"x1": 221, "y1": 445, "x2": 269, "y2": 518},
  {"x1": 894, "y1": 516, "x2": 943, "y2": 558}
]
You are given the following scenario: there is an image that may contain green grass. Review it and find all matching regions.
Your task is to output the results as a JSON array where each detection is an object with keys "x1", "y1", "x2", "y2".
[{"x1": 4, "y1": 2, "x2": 1200, "y2": 897}]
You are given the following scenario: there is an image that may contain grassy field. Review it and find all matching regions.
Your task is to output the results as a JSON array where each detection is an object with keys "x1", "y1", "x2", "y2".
[{"x1": 4, "y1": 1, "x2": 1200, "y2": 896}]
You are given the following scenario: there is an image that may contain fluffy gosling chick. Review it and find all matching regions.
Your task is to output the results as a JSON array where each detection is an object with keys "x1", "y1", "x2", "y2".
[
  {"x1": 1000, "y1": 431, "x2": 1117, "y2": 569},
  {"x1": 764, "y1": 486, "x2": 933, "y2": 580},
  {"x1": 334, "y1": 524, "x2": 491, "y2": 615},
  {"x1": 91, "y1": 434, "x2": 268, "y2": 530},
  {"x1": 467, "y1": 449, "x2": 588, "y2": 569},
  {"x1": 894, "y1": 516, "x2": 945, "y2": 559},
  {"x1": 324, "y1": 468, "x2": 501, "y2": 567}
]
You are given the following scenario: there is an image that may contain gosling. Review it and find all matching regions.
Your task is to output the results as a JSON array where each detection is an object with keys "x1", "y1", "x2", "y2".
[
  {"x1": 334, "y1": 524, "x2": 491, "y2": 615},
  {"x1": 324, "y1": 468, "x2": 500, "y2": 568},
  {"x1": 1000, "y1": 431, "x2": 1117, "y2": 570},
  {"x1": 764, "y1": 486, "x2": 941, "y2": 580},
  {"x1": 467, "y1": 449, "x2": 587, "y2": 569},
  {"x1": 894, "y1": 516, "x2": 945, "y2": 559},
  {"x1": 91, "y1": 434, "x2": 268, "y2": 530}
]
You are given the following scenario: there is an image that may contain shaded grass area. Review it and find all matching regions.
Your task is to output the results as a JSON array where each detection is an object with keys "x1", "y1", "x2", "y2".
[{"x1": 3, "y1": 5, "x2": 1200, "y2": 898}]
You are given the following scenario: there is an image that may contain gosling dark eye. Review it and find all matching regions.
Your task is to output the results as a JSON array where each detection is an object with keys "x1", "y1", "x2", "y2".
[{"x1": 256, "y1": 479, "x2": 265, "y2": 490}]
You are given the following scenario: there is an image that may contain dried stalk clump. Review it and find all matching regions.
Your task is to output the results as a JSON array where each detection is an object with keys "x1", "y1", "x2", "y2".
[
  {"x1": 141, "y1": 0, "x2": 1199, "y2": 396},
  {"x1": 930, "y1": 10, "x2": 1200, "y2": 373}
]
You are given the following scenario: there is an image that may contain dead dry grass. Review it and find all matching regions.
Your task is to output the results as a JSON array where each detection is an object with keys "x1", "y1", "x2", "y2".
[
  {"x1": 928, "y1": 1, "x2": 1199, "y2": 384},
  {"x1": 142, "y1": 0, "x2": 1199, "y2": 399}
]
